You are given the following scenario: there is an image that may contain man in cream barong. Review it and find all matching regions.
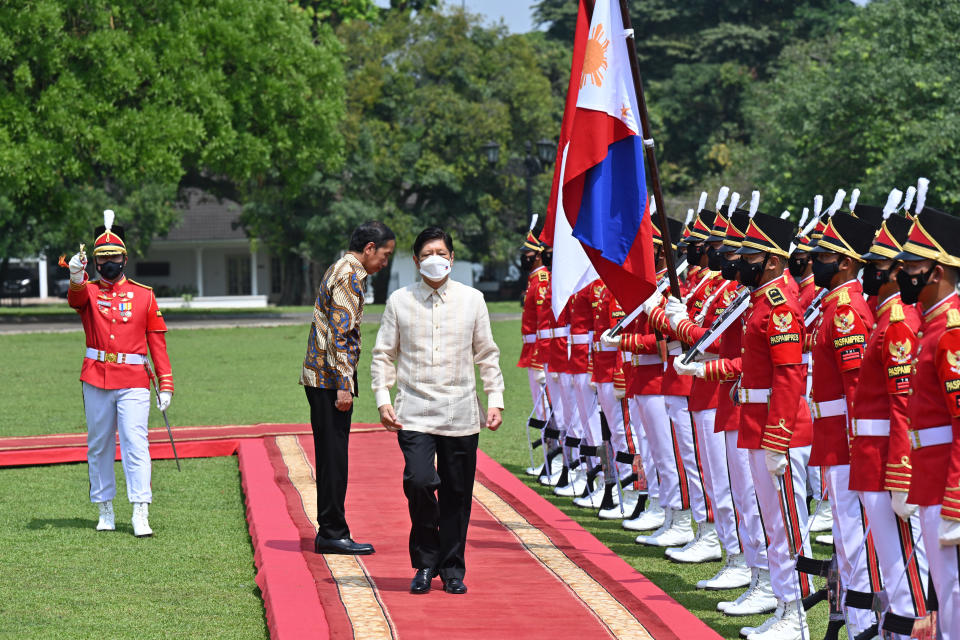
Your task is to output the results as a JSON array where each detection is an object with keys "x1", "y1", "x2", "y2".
[{"x1": 372, "y1": 226, "x2": 504, "y2": 596}]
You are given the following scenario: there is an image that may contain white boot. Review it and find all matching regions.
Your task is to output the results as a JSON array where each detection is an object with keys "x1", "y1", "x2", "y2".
[
  {"x1": 554, "y1": 468, "x2": 587, "y2": 497},
  {"x1": 623, "y1": 497, "x2": 665, "y2": 531},
  {"x1": 666, "y1": 521, "x2": 722, "y2": 563},
  {"x1": 635, "y1": 509, "x2": 694, "y2": 547},
  {"x1": 808, "y1": 499, "x2": 833, "y2": 532},
  {"x1": 723, "y1": 568, "x2": 777, "y2": 616},
  {"x1": 573, "y1": 483, "x2": 606, "y2": 509},
  {"x1": 719, "y1": 567, "x2": 757, "y2": 612},
  {"x1": 748, "y1": 599, "x2": 807, "y2": 640},
  {"x1": 96, "y1": 500, "x2": 115, "y2": 531},
  {"x1": 132, "y1": 502, "x2": 153, "y2": 537},
  {"x1": 739, "y1": 599, "x2": 785, "y2": 638},
  {"x1": 599, "y1": 488, "x2": 640, "y2": 520},
  {"x1": 698, "y1": 553, "x2": 752, "y2": 590}
]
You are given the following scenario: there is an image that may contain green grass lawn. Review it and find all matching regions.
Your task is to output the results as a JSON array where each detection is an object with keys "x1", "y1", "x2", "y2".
[{"x1": 0, "y1": 313, "x2": 834, "y2": 639}]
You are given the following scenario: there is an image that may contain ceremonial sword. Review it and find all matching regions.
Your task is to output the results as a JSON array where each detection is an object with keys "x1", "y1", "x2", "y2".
[
  {"x1": 607, "y1": 258, "x2": 688, "y2": 339},
  {"x1": 145, "y1": 361, "x2": 181, "y2": 471},
  {"x1": 679, "y1": 287, "x2": 750, "y2": 365},
  {"x1": 803, "y1": 289, "x2": 828, "y2": 327}
]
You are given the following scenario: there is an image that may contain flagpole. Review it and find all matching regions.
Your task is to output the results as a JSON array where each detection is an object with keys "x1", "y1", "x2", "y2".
[{"x1": 616, "y1": 0, "x2": 682, "y2": 300}]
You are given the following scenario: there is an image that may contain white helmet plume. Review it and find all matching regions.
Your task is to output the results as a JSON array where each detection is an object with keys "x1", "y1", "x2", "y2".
[
  {"x1": 813, "y1": 195, "x2": 823, "y2": 217},
  {"x1": 849, "y1": 188, "x2": 860, "y2": 213},
  {"x1": 916, "y1": 178, "x2": 930, "y2": 214},
  {"x1": 727, "y1": 192, "x2": 740, "y2": 216},
  {"x1": 882, "y1": 189, "x2": 903, "y2": 220},
  {"x1": 684, "y1": 208, "x2": 694, "y2": 226},
  {"x1": 650, "y1": 195, "x2": 657, "y2": 215},
  {"x1": 104, "y1": 209, "x2": 115, "y2": 232},
  {"x1": 797, "y1": 207, "x2": 809, "y2": 228},
  {"x1": 826, "y1": 189, "x2": 846, "y2": 216},
  {"x1": 780, "y1": 210, "x2": 791, "y2": 220},
  {"x1": 716, "y1": 186, "x2": 730, "y2": 211},
  {"x1": 748, "y1": 190, "x2": 760, "y2": 218},
  {"x1": 528, "y1": 213, "x2": 539, "y2": 231},
  {"x1": 902, "y1": 186, "x2": 917, "y2": 213},
  {"x1": 697, "y1": 191, "x2": 708, "y2": 213}
]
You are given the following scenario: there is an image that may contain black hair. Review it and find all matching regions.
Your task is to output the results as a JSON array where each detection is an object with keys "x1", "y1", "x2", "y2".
[
  {"x1": 349, "y1": 221, "x2": 396, "y2": 252},
  {"x1": 413, "y1": 226, "x2": 454, "y2": 256}
]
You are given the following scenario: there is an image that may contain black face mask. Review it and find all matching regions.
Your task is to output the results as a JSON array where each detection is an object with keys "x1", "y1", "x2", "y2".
[
  {"x1": 862, "y1": 263, "x2": 891, "y2": 297},
  {"x1": 520, "y1": 254, "x2": 536, "y2": 272},
  {"x1": 738, "y1": 254, "x2": 768, "y2": 289},
  {"x1": 686, "y1": 243, "x2": 703, "y2": 267},
  {"x1": 896, "y1": 265, "x2": 934, "y2": 305},
  {"x1": 721, "y1": 257, "x2": 741, "y2": 282},
  {"x1": 97, "y1": 259, "x2": 125, "y2": 282},
  {"x1": 812, "y1": 258, "x2": 839, "y2": 289},
  {"x1": 788, "y1": 254, "x2": 809, "y2": 279},
  {"x1": 707, "y1": 246, "x2": 724, "y2": 271},
  {"x1": 541, "y1": 251, "x2": 553, "y2": 269}
]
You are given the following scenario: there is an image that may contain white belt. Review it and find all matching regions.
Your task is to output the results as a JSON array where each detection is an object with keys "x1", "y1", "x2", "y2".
[
  {"x1": 633, "y1": 354, "x2": 661, "y2": 365},
  {"x1": 552, "y1": 327, "x2": 570, "y2": 338},
  {"x1": 522, "y1": 334, "x2": 536, "y2": 344},
  {"x1": 851, "y1": 419, "x2": 890, "y2": 437},
  {"x1": 909, "y1": 425, "x2": 952, "y2": 450},
  {"x1": 569, "y1": 334, "x2": 592, "y2": 344},
  {"x1": 737, "y1": 387, "x2": 770, "y2": 404},
  {"x1": 594, "y1": 342, "x2": 619, "y2": 352},
  {"x1": 801, "y1": 353, "x2": 810, "y2": 365},
  {"x1": 85, "y1": 348, "x2": 146, "y2": 365},
  {"x1": 536, "y1": 329, "x2": 553, "y2": 339},
  {"x1": 666, "y1": 340, "x2": 682, "y2": 356},
  {"x1": 623, "y1": 351, "x2": 633, "y2": 359},
  {"x1": 811, "y1": 398, "x2": 846, "y2": 419}
]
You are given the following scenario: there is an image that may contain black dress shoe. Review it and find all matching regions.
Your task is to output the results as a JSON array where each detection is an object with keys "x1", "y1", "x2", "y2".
[
  {"x1": 442, "y1": 577, "x2": 467, "y2": 594},
  {"x1": 314, "y1": 534, "x2": 375, "y2": 555},
  {"x1": 410, "y1": 568, "x2": 437, "y2": 594}
]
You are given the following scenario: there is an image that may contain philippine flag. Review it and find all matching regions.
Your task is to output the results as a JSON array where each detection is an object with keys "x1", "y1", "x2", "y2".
[{"x1": 541, "y1": 0, "x2": 656, "y2": 316}]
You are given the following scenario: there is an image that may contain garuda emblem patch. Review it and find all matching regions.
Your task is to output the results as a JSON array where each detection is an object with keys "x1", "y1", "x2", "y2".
[
  {"x1": 773, "y1": 311, "x2": 794, "y2": 333},
  {"x1": 888, "y1": 339, "x2": 912, "y2": 365},
  {"x1": 834, "y1": 310, "x2": 856, "y2": 334}
]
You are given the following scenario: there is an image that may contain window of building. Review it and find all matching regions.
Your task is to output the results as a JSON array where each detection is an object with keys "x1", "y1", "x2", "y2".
[{"x1": 226, "y1": 256, "x2": 251, "y2": 295}]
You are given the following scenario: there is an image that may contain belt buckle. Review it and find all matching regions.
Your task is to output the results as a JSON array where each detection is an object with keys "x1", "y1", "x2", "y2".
[
  {"x1": 812, "y1": 403, "x2": 822, "y2": 419},
  {"x1": 850, "y1": 419, "x2": 858, "y2": 437},
  {"x1": 741, "y1": 389, "x2": 750, "y2": 403},
  {"x1": 908, "y1": 430, "x2": 920, "y2": 450},
  {"x1": 105, "y1": 352, "x2": 118, "y2": 363}
]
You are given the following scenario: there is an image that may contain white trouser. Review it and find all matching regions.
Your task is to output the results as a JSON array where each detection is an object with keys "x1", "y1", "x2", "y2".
[
  {"x1": 692, "y1": 409, "x2": 738, "y2": 553},
  {"x1": 664, "y1": 396, "x2": 707, "y2": 522},
  {"x1": 544, "y1": 366, "x2": 572, "y2": 436},
  {"x1": 570, "y1": 373, "x2": 602, "y2": 469},
  {"x1": 596, "y1": 382, "x2": 632, "y2": 480},
  {"x1": 920, "y1": 505, "x2": 960, "y2": 640},
  {"x1": 631, "y1": 394, "x2": 677, "y2": 508},
  {"x1": 807, "y1": 463, "x2": 825, "y2": 501},
  {"x1": 628, "y1": 395, "x2": 659, "y2": 500},
  {"x1": 527, "y1": 369, "x2": 549, "y2": 422},
  {"x1": 824, "y1": 464, "x2": 877, "y2": 635},
  {"x1": 749, "y1": 447, "x2": 813, "y2": 601},
  {"x1": 726, "y1": 431, "x2": 767, "y2": 569},
  {"x1": 858, "y1": 490, "x2": 928, "y2": 636},
  {"x1": 82, "y1": 382, "x2": 152, "y2": 504}
]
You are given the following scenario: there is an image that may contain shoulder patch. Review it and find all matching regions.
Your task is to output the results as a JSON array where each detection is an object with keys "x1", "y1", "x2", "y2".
[
  {"x1": 765, "y1": 286, "x2": 786, "y2": 307},
  {"x1": 948, "y1": 308, "x2": 960, "y2": 330},
  {"x1": 538, "y1": 271, "x2": 549, "y2": 282},
  {"x1": 126, "y1": 279, "x2": 153, "y2": 290},
  {"x1": 837, "y1": 288, "x2": 851, "y2": 306},
  {"x1": 889, "y1": 302, "x2": 905, "y2": 323}
]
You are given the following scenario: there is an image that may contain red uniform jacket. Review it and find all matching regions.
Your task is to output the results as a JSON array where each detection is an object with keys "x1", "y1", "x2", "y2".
[
  {"x1": 797, "y1": 274, "x2": 819, "y2": 311},
  {"x1": 849, "y1": 294, "x2": 919, "y2": 492},
  {"x1": 532, "y1": 268, "x2": 553, "y2": 369},
  {"x1": 737, "y1": 275, "x2": 811, "y2": 453},
  {"x1": 808, "y1": 280, "x2": 874, "y2": 466},
  {"x1": 517, "y1": 266, "x2": 548, "y2": 369},
  {"x1": 906, "y1": 294, "x2": 960, "y2": 511},
  {"x1": 567, "y1": 285, "x2": 593, "y2": 375},
  {"x1": 589, "y1": 280, "x2": 625, "y2": 387},
  {"x1": 68, "y1": 275, "x2": 173, "y2": 393},
  {"x1": 547, "y1": 302, "x2": 571, "y2": 374}
]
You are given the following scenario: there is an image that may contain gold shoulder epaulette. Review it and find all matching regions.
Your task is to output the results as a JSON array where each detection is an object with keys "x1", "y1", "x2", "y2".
[
  {"x1": 947, "y1": 308, "x2": 960, "y2": 330},
  {"x1": 837, "y1": 288, "x2": 851, "y2": 306},
  {"x1": 889, "y1": 302, "x2": 905, "y2": 323},
  {"x1": 538, "y1": 271, "x2": 549, "y2": 282},
  {"x1": 765, "y1": 286, "x2": 786, "y2": 307},
  {"x1": 126, "y1": 279, "x2": 154, "y2": 290}
]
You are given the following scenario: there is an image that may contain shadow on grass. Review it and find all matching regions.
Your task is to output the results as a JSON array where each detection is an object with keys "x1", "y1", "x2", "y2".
[{"x1": 27, "y1": 517, "x2": 95, "y2": 531}]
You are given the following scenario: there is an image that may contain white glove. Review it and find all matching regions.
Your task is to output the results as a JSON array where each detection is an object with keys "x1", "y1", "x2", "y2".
[
  {"x1": 765, "y1": 450, "x2": 787, "y2": 476},
  {"x1": 891, "y1": 491, "x2": 918, "y2": 522},
  {"x1": 641, "y1": 290, "x2": 663, "y2": 316},
  {"x1": 535, "y1": 369, "x2": 546, "y2": 385},
  {"x1": 600, "y1": 328, "x2": 621, "y2": 347},
  {"x1": 549, "y1": 371, "x2": 560, "y2": 381},
  {"x1": 68, "y1": 252, "x2": 87, "y2": 284},
  {"x1": 663, "y1": 296, "x2": 687, "y2": 330},
  {"x1": 939, "y1": 517, "x2": 960, "y2": 546},
  {"x1": 614, "y1": 386, "x2": 625, "y2": 400},
  {"x1": 158, "y1": 391, "x2": 172, "y2": 412},
  {"x1": 673, "y1": 358, "x2": 705, "y2": 378},
  {"x1": 588, "y1": 380, "x2": 597, "y2": 391}
]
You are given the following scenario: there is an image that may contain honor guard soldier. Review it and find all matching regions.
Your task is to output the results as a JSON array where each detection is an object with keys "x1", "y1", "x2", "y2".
[
  {"x1": 807, "y1": 209, "x2": 882, "y2": 639},
  {"x1": 848, "y1": 191, "x2": 929, "y2": 639},
  {"x1": 897, "y1": 203, "x2": 960, "y2": 640},
  {"x1": 733, "y1": 207, "x2": 814, "y2": 640},
  {"x1": 518, "y1": 230, "x2": 549, "y2": 431},
  {"x1": 67, "y1": 210, "x2": 173, "y2": 537}
]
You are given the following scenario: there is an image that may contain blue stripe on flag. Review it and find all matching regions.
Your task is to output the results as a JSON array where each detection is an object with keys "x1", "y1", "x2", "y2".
[{"x1": 571, "y1": 134, "x2": 647, "y2": 266}]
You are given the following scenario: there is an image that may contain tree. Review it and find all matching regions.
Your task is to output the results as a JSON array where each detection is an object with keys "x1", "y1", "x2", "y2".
[
  {"x1": 0, "y1": 0, "x2": 344, "y2": 276},
  {"x1": 740, "y1": 0, "x2": 960, "y2": 211}
]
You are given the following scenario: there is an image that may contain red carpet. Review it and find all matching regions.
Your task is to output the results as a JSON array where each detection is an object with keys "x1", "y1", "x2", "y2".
[{"x1": 0, "y1": 425, "x2": 723, "y2": 639}]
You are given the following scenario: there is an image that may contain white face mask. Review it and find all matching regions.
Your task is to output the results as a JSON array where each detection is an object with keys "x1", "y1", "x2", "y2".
[{"x1": 419, "y1": 254, "x2": 451, "y2": 282}]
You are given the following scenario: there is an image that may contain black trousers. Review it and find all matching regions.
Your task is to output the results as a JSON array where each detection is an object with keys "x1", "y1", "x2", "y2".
[
  {"x1": 397, "y1": 430, "x2": 479, "y2": 581},
  {"x1": 305, "y1": 386, "x2": 353, "y2": 540}
]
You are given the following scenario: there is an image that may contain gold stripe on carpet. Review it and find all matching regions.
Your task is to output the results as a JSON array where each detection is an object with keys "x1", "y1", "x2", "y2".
[
  {"x1": 473, "y1": 483, "x2": 653, "y2": 640},
  {"x1": 275, "y1": 435, "x2": 395, "y2": 640}
]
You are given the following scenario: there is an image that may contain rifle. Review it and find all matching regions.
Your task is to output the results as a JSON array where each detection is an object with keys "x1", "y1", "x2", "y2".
[{"x1": 679, "y1": 287, "x2": 750, "y2": 365}]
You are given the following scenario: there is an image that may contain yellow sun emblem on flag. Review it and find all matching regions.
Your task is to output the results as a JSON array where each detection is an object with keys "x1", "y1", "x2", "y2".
[{"x1": 581, "y1": 24, "x2": 609, "y2": 89}]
